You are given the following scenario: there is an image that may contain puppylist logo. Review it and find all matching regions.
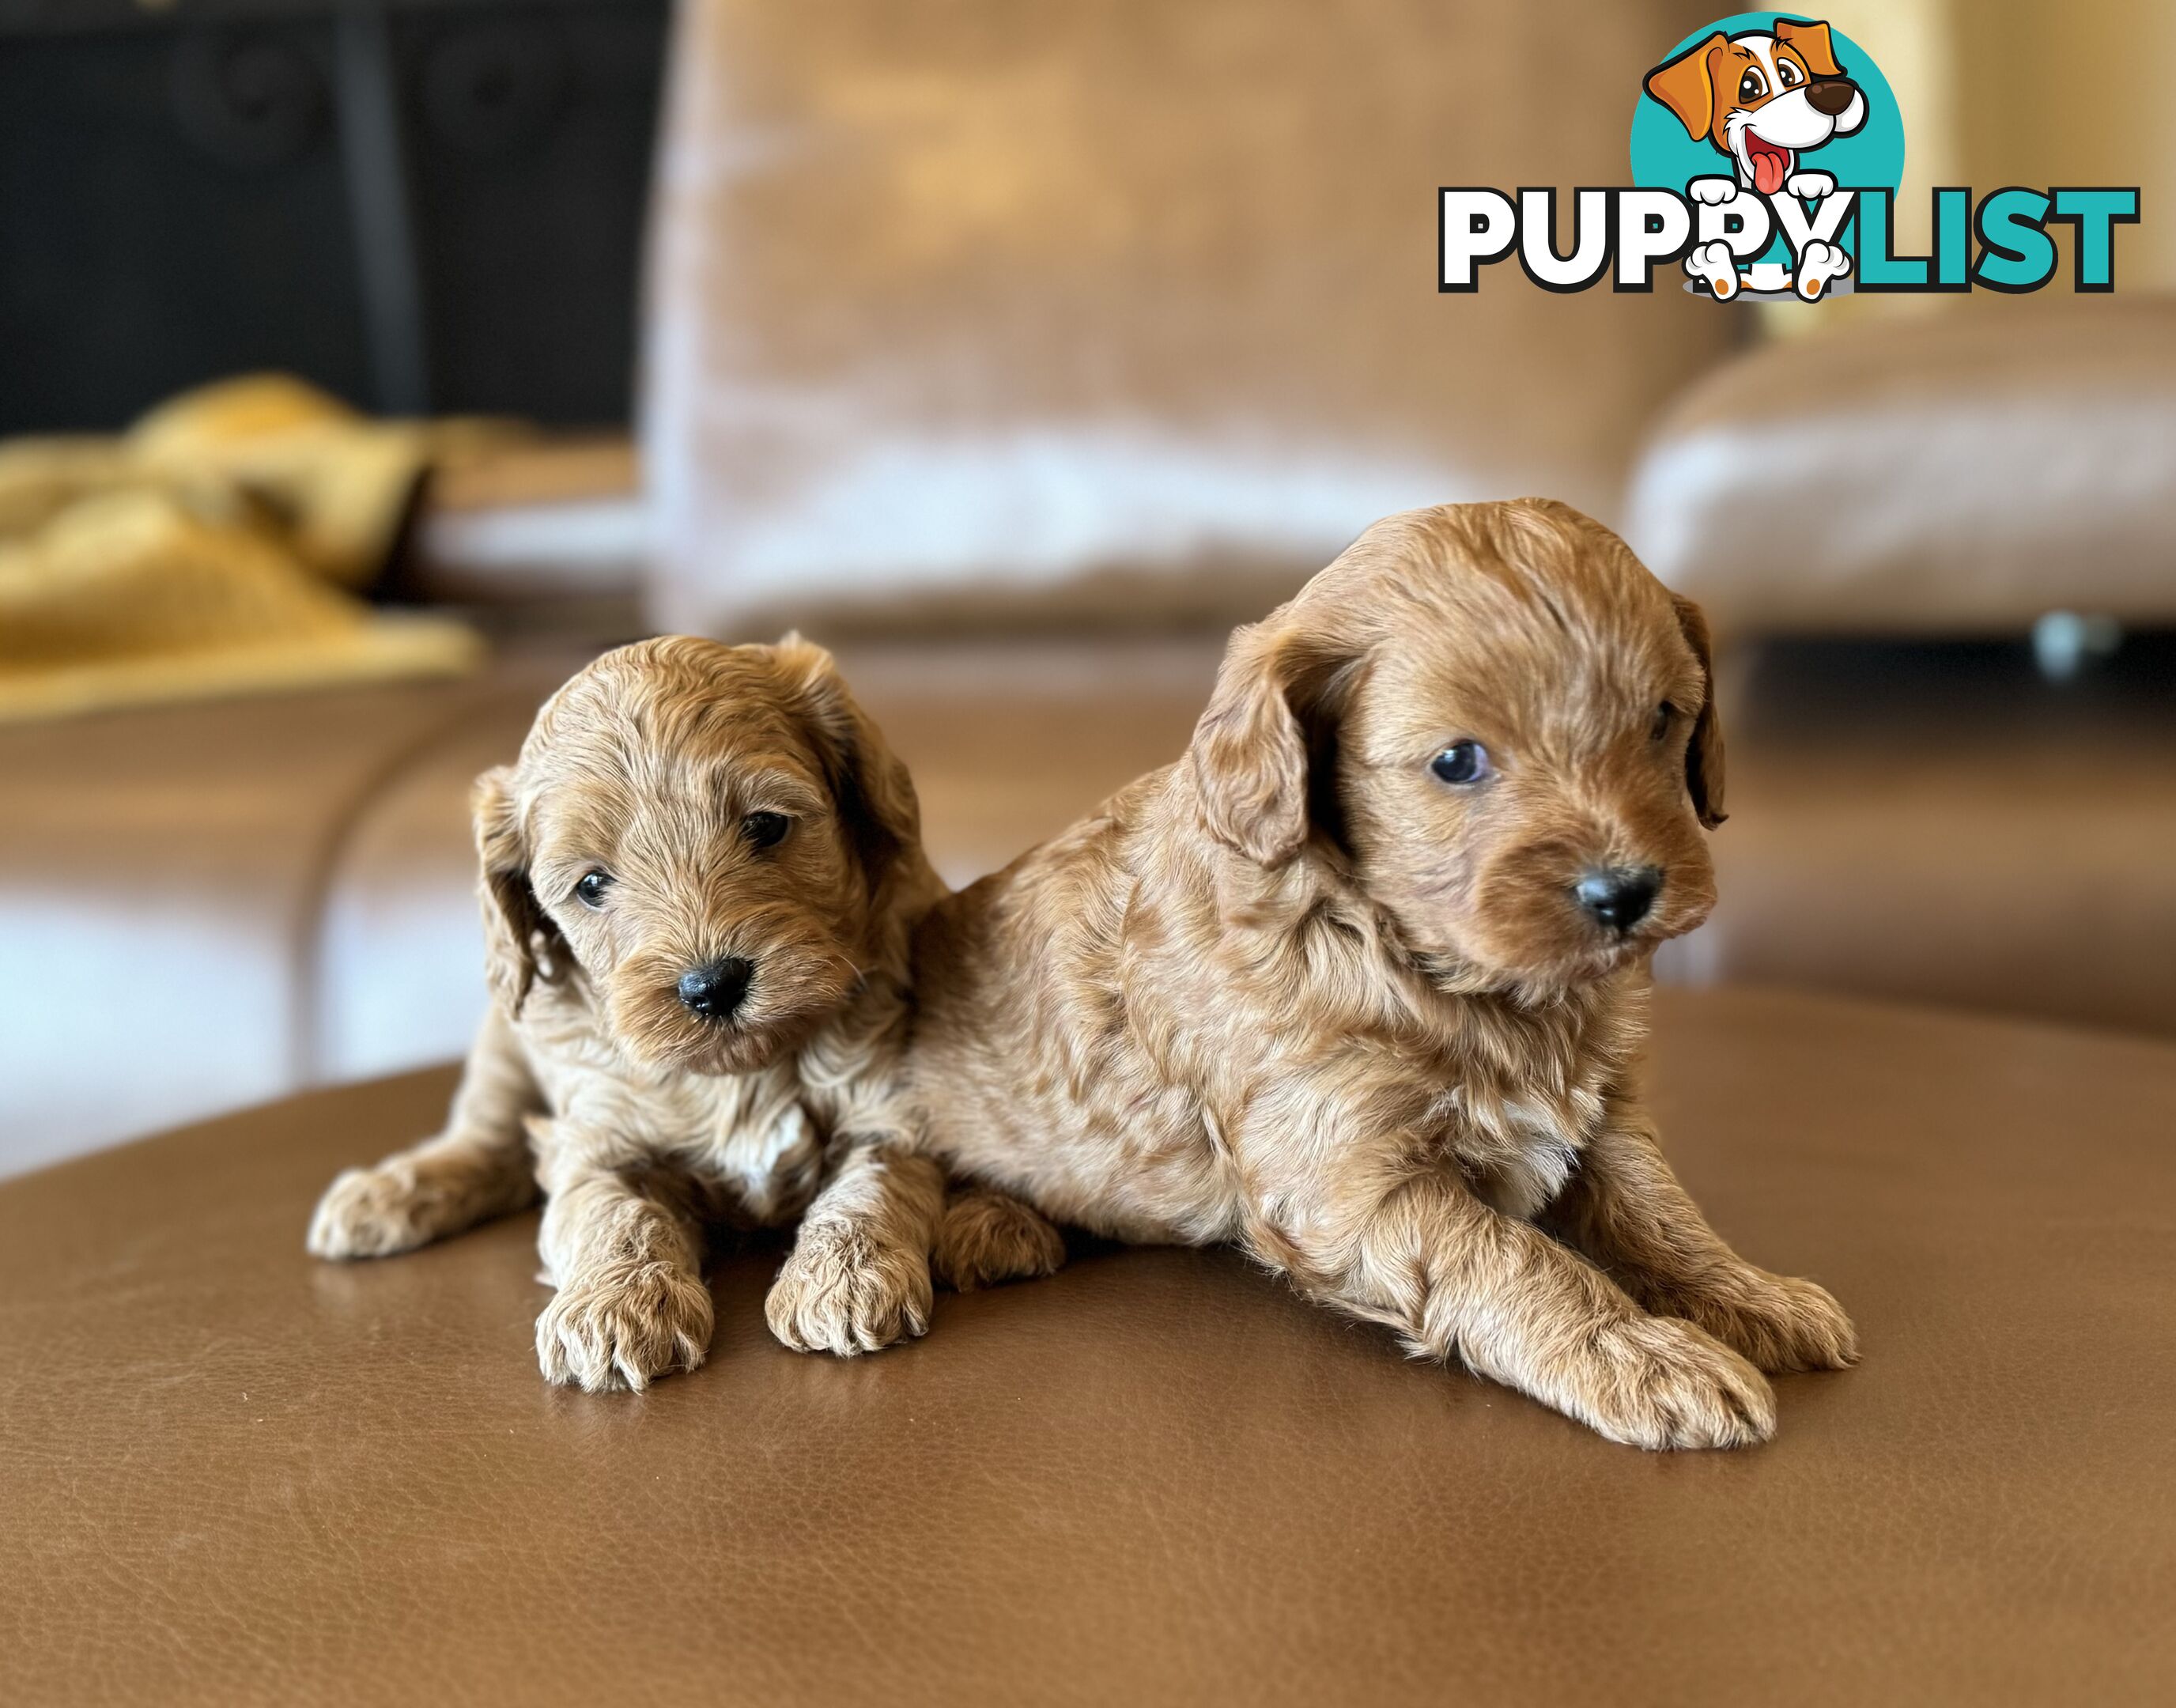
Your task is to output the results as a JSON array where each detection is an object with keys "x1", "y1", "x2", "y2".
[{"x1": 1440, "y1": 13, "x2": 2139, "y2": 301}]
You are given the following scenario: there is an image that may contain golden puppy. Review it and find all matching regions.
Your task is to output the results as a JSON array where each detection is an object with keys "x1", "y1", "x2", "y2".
[
  {"x1": 900, "y1": 501, "x2": 1856, "y2": 1449},
  {"x1": 308, "y1": 636, "x2": 1056, "y2": 1390}
]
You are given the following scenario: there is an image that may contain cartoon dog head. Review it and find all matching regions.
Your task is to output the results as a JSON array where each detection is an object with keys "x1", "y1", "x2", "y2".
[{"x1": 1645, "y1": 17, "x2": 1866, "y2": 197}]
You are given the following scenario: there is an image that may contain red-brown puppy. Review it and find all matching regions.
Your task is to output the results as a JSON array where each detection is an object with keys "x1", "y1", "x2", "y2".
[
  {"x1": 308, "y1": 637, "x2": 1059, "y2": 1391},
  {"x1": 901, "y1": 500, "x2": 1856, "y2": 1449}
]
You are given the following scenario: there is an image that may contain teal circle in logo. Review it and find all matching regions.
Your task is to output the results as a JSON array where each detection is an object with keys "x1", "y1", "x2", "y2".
[{"x1": 1630, "y1": 13, "x2": 1904, "y2": 267}]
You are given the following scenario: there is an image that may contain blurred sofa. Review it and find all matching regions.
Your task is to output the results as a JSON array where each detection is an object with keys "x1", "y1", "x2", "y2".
[
  {"x1": 4, "y1": 0, "x2": 2174, "y2": 1180},
  {"x1": 1630, "y1": 300, "x2": 2176, "y2": 1041},
  {"x1": 641, "y1": 0, "x2": 1740, "y2": 632}
]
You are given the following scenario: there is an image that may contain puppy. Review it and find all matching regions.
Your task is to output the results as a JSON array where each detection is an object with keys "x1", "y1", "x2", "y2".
[
  {"x1": 1648, "y1": 17, "x2": 1866, "y2": 301},
  {"x1": 893, "y1": 501, "x2": 1855, "y2": 1449},
  {"x1": 308, "y1": 636, "x2": 1058, "y2": 1390}
]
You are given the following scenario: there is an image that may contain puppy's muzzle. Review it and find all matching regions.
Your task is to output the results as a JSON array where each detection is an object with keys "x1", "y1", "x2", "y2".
[
  {"x1": 1806, "y1": 77, "x2": 1859, "y2": 117},
  {"x1": 677, "y1": 956, "x2": 754, "y2": 1018},
  {"x1": 1573, "y1": 866, "x2": 1662, "y2": 933}
]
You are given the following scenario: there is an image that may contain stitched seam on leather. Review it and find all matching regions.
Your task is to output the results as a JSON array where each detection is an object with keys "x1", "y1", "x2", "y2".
[{"x1": 289, "y1": 683, "x2": 500, "y2": 1089}]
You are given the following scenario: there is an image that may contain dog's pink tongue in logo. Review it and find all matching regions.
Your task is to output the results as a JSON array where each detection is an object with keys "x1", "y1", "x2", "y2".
[{"x1": 1744, "y1": 134, "x2": 1790, "y2": 195}]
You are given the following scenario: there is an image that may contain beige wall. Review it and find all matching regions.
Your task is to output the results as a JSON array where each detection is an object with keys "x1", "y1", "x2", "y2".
[{"x1": 1953, "y1": 0, "x2": 2174, "y2": 286}]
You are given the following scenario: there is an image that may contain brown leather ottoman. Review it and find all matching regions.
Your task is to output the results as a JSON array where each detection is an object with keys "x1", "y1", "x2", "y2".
[{"x1": 4, "y1": 988, "x2": 2171, "y2": 1706}]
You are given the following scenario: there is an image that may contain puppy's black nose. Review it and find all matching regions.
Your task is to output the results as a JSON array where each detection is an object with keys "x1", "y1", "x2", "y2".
[
  {"x1": 1574, "y1": 867, "x2": 1662, "y2": 932},
  {"x1": 1807, "y1": 77, "x2": 1858, "y2": 116},
  {"x1": 677, "y1": 957, "x2": 753, "y2": 1018}
]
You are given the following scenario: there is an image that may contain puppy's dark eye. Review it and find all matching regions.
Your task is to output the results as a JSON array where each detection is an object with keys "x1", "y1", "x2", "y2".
[
  {"x1": 1652, "y1": 701, "x2": 1676, "y2": 741},
  {"x1": 1430, "y1": 741, "x2": 1491, "y2": 786},
  {"x1": 742, "y1": 811, "x2": 790, "y2": 850},
  {"x1": 575, "y1": 870, "x2": 613, "y2": 909},
  {"x1": 1739, "y1": 69, "x2": 1766, "y2": 101},
  {"x1": 1777, "y1": 59, "x2": 1801, "y2": 88}
]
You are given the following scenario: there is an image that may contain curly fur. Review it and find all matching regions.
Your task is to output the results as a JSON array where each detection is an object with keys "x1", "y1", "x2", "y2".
[
  {"x1": 308, "y1": 636, "x2": 1060, "y2": 1391},
  {"x1": 898, "y1": 500, "x2": 1855, "y2": 1449}
]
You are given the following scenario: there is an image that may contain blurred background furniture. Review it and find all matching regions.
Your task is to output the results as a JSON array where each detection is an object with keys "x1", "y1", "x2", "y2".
[
  {"x1": 640, "y1": 0, "x2": 1736, "y2": 634},
  {"x1": 3, "y1": 0, "x2": 2175, "y2": 1178},
  {"x1": 1630, "y1": 302, "x2": 2176, "y2": 1037},
  {"x1": 1653, "y1": 629, "x2": 2176, "y2": 1040},
  {"x1": 1628, "y1": 302, "x2": 2176, "y2": 637},
  {"x1": 6, "y1": 987, "x2": 2174, "y2": 1706},
  {"x1": 0, "y1": 0, "x2": 669, "y2": 432}
]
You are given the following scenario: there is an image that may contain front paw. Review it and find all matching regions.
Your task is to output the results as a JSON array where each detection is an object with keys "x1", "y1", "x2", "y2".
[
  {"x1": 933, "y1": 1189, "x2": 1067, "y2": 1292},
  {"x1": 1785, "y1": 169, "x2": 1834, "y2": 200},
  {"x1": 1683, "y1": 239, "x2": 1741, "y2": 300},
  {"x1": 1688, "y1": 176, "x2": 1740, "y2": 206},
  {"x1": 1577, "y1": 1315, "x2": 1777, "y2": 1450},
  {"x1": 308, "y1": 1162, "x2": 434, "y2": 1259},
  {"x1": 1793, "y1": 240, "x2": 1852, "y2": 301},
  {"x1": 535, "y1": 1263, "x2": 713, "y2": 1392},
  {"x1": 1683, "y1": 1269, "x2": 1859, "y2": 1374},
  {"x1": 765, "y1": 1223, "x2": 933, "y2": 1356}
]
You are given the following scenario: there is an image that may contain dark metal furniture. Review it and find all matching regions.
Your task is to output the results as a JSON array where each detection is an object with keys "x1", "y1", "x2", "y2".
[{"x1": 0, "y1": 0, "x2": 669, "y2": 430}]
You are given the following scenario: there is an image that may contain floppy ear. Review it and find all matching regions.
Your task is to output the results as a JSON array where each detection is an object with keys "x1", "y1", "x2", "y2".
[
  {"x1": 772, "y1": 634, "x2": 923, "y2": 897},
  {"x1": 1670, "y1": 595, "x2": 1728, "y2": 830},
  {"x1": 1773, "y1": 18, "x2": 1843, "y2": 79},
  {"x1": 1645, "y1": 32, "x2": 1726, "y2": 141},
  {"x1": 1189, "y1": 619, "x2": 1339, "y2": 868},
  {"x1": 473, "y1": 765, "x2": 562, "y2": 1014}
]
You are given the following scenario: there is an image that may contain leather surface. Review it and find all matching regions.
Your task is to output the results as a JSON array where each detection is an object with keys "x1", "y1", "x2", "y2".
[
  {"x1": 844, "y1": 635, "x2": 1222, "y2": 886},
  {"x1": 642, "y1": 0, "x2": 1735, "y2": 635},
  {"x1": 312, "y1": 688, "x2": 557, "y2": 1086},
  {"x1": 0, "y1": 655, "x2": 579, "y2": 1171},
  {"x1": 1627, "y1": 298, "x2": 2176, "y2": 633},
  {"x1": 406, "y1": 438, "x2": 647, "y2": 605},
  {"x1": 2, "y1": 988, "x2": 2172, "y2": 1706}
]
